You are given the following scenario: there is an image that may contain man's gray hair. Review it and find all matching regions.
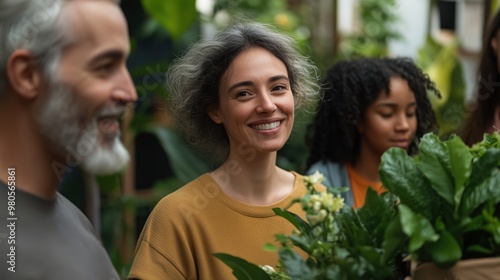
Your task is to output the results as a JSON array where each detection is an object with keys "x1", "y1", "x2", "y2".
[{"x1": 0, "y1": 0, "x2": 66, "y2": 95}]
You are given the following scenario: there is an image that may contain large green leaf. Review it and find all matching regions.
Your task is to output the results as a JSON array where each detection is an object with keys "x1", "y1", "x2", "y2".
[
  {"x1": 398, "y1": 205, "x2": 439, "y2": 252},
  {"x1": 214, "y1": 253, "x2": 272, "y2": 280},
  {"x1": 418, "y1": 134, "x2": 455, "y2": 206},
  {"x1": 445, "y1": 136, "x2": 472, "y2": 211},
  {"x1": 357, "y1": 189, "x2": 397, "y2": 246},
  {"x1": 379, "y1": 147, "x2": 438, "y2": 220},
  {"x1": 273, "y1": 208, "x2": 312, "y2": 233},
  {"x1": 337, "y1": 207, "x2": 372, "y2": 247},
  {"x1": 460, "y1": 149, "x2": 500, "y2": 215},
  {"x1": 143, "y1": 125, "x2": 211, "y2": 184},
  {"x1": 424, "y1": 230, "x2": 462, "y2": 268},
  {"x1": 381, "y1": 217, "x2": 406, "y2": 264},
  {"x1": 470, "y1": 133, "x2": 500, "y2": 158},
  {"x1": 141, "y1": 0, "x2": 197, "y2": 40}
]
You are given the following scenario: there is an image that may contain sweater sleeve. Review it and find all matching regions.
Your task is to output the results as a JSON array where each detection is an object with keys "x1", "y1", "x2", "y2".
[
  {"x1": 128, "y1": 240, "x2": 186, "y2": 280},
  {"x1": 128, "y1": 195, "x2": 194, "y2": 280}
]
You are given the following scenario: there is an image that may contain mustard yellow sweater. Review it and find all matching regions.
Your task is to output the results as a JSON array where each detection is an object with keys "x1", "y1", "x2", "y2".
[{"x1": 129, "y1": 172, "x2": 314, "y2": 280}]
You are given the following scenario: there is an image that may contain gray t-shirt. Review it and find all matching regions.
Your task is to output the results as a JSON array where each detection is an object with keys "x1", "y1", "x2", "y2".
[{"x1": 0, "y1": 181, "x2": 120, "y2": 279}]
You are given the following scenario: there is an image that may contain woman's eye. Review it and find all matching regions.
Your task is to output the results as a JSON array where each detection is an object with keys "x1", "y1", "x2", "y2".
[
  {"x1": 272, "y1": 85, "x2": 287, "y2": 92},
  {"x1": 235, "y1": 91, "x2": 251, "y2": 98}
]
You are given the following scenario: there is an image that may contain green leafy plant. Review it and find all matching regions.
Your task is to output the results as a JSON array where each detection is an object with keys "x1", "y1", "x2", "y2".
[
  {"x1": 216, "y1": 172, "x2": 406, "y2": 279},
  {"x1": 141, "y1": 0, "x2": 197, "y2": 40},
  {"x1": 217, "y1": 132, "x2": 500, "y2": 279},
  {"x1": 380, "y1": 132, "x2": 500, "y2": 268}
]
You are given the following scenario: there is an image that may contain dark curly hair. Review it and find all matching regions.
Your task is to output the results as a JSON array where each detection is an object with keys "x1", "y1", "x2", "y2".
[{"x1": 305, "y1": 57, "x2": 440, "y2": 169}]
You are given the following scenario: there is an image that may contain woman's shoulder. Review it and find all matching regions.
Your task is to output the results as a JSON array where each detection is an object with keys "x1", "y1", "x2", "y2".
[
  {"x1": 151, "y1": 173, "x2": 214, "y2": 214},
  {"x1": 307, "y1": 160, "x2": 345, "y2": 175}
]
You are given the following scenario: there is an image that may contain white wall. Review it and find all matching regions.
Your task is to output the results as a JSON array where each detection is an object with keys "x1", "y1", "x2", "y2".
[
  {"x1": 387, "y1": 0, "x2": 482, "y2": 100},
  {"x1": 388, "y1": 0, "x2": 430, "y2": 60}
]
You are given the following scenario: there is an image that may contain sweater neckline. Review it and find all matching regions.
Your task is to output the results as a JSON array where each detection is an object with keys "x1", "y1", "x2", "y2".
[{"x1": 197, "y1": 171, "x2": 304, "y2": 218}]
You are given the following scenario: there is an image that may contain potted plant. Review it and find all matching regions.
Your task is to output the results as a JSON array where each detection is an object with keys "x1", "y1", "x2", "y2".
[
  {"x1": 380, "y1": 132, "x2": 500, "y2": 279},
  {"x1": 216, "y1": 132, "x2": 500, "y2": 279},
  {"x1": 216, "y1": 173, "x2": 407, "y2": 279}
]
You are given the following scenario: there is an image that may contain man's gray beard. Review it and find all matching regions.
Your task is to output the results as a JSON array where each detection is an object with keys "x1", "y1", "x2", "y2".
[{"x1": 35, "y1": 81, "x2": 130, "y2": 175}]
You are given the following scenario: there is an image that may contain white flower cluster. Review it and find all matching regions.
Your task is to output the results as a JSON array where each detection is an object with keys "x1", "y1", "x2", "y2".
[
  {"x1": 304, "y1": 192, "x2": 345, "y2": 225},
  {"x1": 304, "y1": 170, "x2": 326, "y2": 185},
  {"x1": 301, "y1": 171, "x2": 345, "y2": 227}
]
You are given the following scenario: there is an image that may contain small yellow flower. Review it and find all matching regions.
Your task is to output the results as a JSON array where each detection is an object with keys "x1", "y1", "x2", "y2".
[
  {"x1": 305, "y1": 170, "x2": 326, "y2": 185},
  {"x1": 319, "y1": 193, "x2": 345, "y2": 213},
  {"x1": 331, "y1": 195, "x2": 345, "y2": 212}
]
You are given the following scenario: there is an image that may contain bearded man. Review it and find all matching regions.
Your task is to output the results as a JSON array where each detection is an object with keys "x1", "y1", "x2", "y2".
[{"x1": 0, "y1": 0, "x2": 137, "y2": 278}]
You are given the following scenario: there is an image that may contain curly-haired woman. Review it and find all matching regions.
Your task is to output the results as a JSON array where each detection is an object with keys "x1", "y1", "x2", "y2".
[{"x1": 306, "y1": 57, "x2": 439, "y2": 208}]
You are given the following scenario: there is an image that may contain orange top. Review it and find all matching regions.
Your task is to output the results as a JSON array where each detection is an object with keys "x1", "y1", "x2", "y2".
[{"x1": 346, "y1": 163, "x2": 385, "y2": 208}]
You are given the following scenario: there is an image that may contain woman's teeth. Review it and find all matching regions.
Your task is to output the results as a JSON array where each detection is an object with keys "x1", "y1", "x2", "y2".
[{"x1": 252, "y1": 121, "x2": 280, "y2": 130}]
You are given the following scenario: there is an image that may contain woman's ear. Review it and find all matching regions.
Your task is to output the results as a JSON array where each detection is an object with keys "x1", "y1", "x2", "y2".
[
  {"x1": 207, "y1": 104, "x2": 223, "y2": 124},
  {"x1": 6, "y1": 49, "x2": 43, "y2": 99}
]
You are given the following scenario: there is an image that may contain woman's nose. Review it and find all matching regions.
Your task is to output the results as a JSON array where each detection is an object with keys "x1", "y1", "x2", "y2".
[{"x1": 256, "y1": 92, "x2": 277, "y2": 114}]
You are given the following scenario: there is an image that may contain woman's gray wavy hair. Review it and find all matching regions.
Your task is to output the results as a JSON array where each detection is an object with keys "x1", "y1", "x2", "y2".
[
  {"x1": 167, "y1": 22, "x2": 320, "y2": 162},
  {"x1": 0, "y1": 0, "x2": 65, "y2": 95}
]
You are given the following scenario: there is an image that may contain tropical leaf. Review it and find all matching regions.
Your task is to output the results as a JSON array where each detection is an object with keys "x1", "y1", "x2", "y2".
[
  {"x1": 424, "y1": 230, "x2": 462, "y2": 268},
  {"x1": 214, "y1": 253, "x2": 272, "y2": 280},
  {"x1": 470, "y1": 133, "x2": 500, "y2": 158},
  {"x1": 357, "y1": 189, "x2": 397, "y2": 246},
  {"x1": 381, "y1": 217, "x2": 407, "y2": 264},
  {"x1": 273, "y1": 208, "x2": 311, "y2": 233},
  {"x1": 141, "y1": 0, "x2": 197, "y2": 40},
  {"x1": 380, "y1": 147, "x2": 439, "y2": 220},
  {"x1": 445, "y1": 136, "x2": 472, "y2": 211},
  {"x1": 336, "y1": 207, "x2": 372, "y2": 247},
  {"x1": 460, "y1": 149, "x2": 500, "y2": 215},
  {"x1": 418, "y1": 134, "x2": 454, "y2": 206},
  {"x1": 143, "y1": 125, "x2": 211, "y2": 184},
  {"x1": 398, "y1": 205, "x2": 439, "y2": 253}
]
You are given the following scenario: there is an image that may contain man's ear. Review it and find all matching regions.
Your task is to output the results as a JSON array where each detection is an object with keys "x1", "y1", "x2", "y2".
[
  {"x1": 6, "y1": 49, "x2": 43, "y2": 99},
  {"x1": 207, "y1": 104, "x2": 223, "y2": 124}
]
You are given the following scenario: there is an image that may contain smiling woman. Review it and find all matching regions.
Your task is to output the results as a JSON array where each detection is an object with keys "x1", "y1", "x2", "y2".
[
  {"x1": 306, "y1": 57, "x2": 440, "y2": 208},
  {"x1": 207, "y1": 47, "x2": 295, "y2": 157},
  {"x1": 128, "y1": 22, "x2": 322, "y2": 280}
]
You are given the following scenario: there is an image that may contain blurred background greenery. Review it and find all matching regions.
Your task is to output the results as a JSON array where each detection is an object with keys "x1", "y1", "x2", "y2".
[{"x1": 56, "y1": 0, "x2": 499, "y2": 278}]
